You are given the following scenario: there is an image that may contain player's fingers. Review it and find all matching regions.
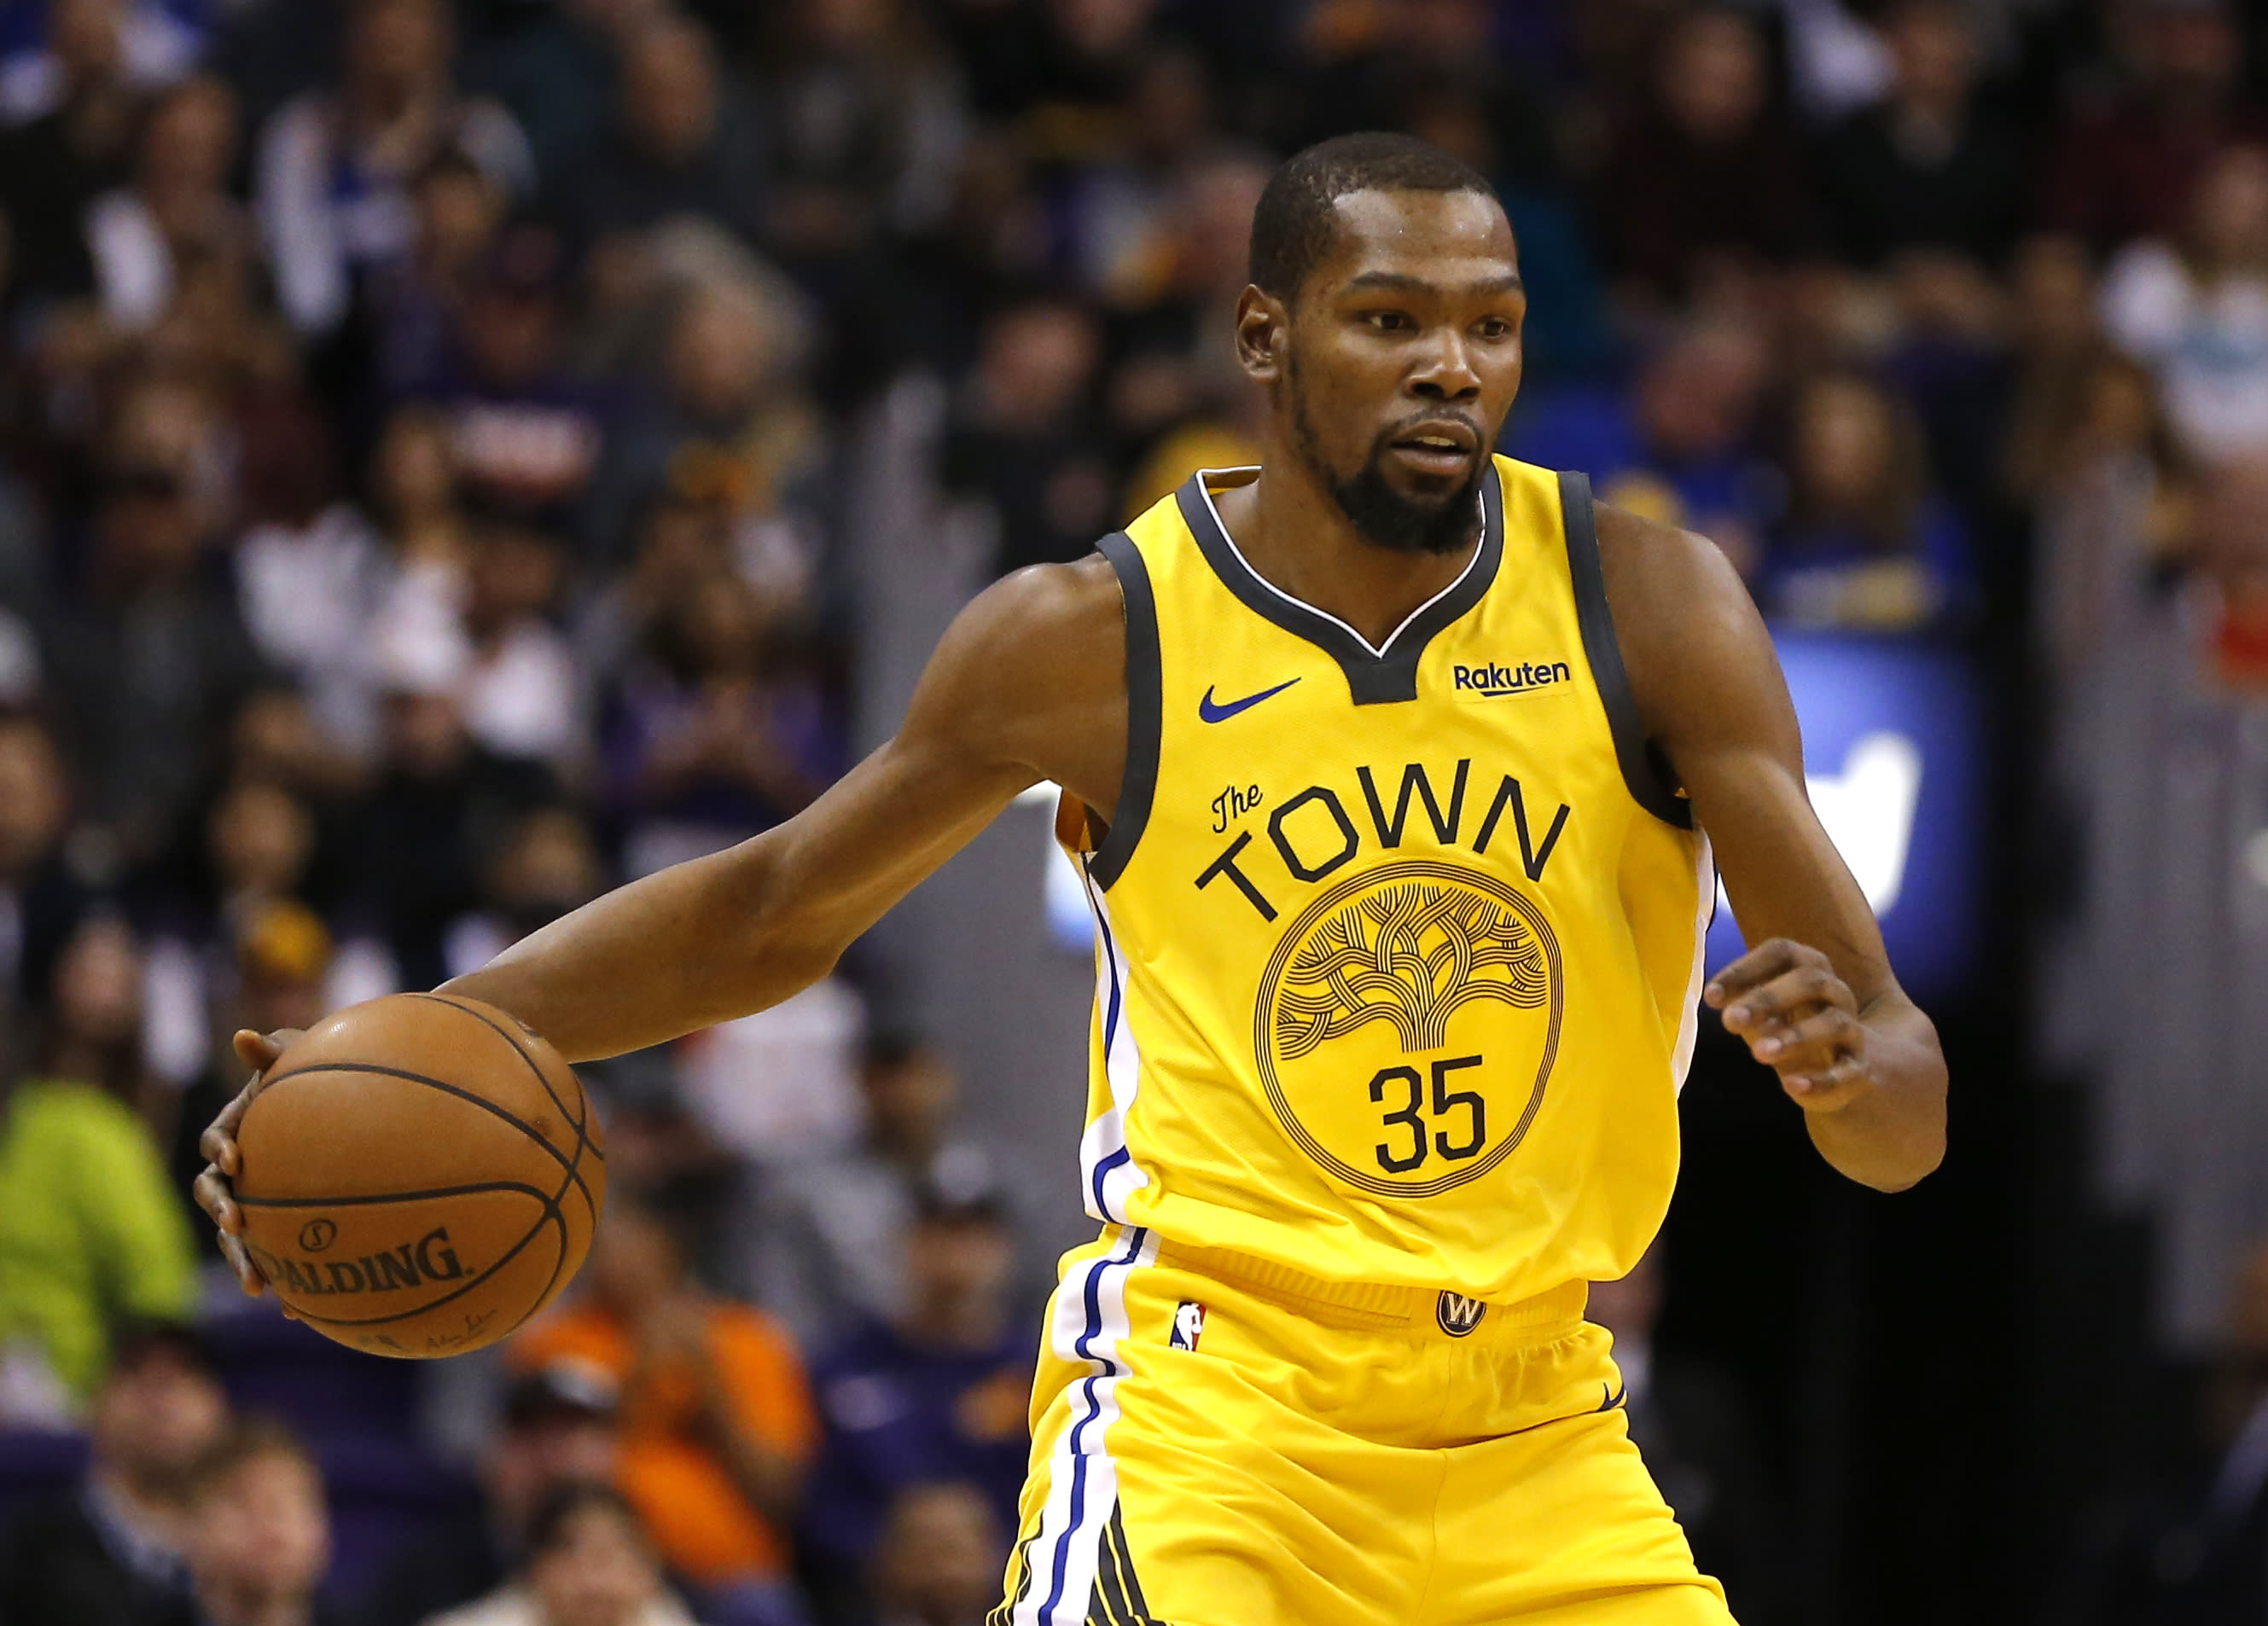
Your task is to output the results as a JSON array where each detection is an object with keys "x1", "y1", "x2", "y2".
[
  {"x1": 232, "y1": 1027, "x2": 283, "y2": 1073},
  {"x1": 195, "y1": 1164, "x2": 243, "y2": 1234},
  {"x1": 1703, "y1": 938, "x2": 1825, "y2": 1008},
  {"x1": 212, "y1": 1224, "x2": 266, "y2": 1298},
  {"x1": 1751, "y1": 1007, "x2": 1864, "y2": 1066},
  {"x1": 1782, "y1": 1054, "x2": 1873, "y2": 1112},
  {"x1": 1720, "y1": 964, "x2": 1852, "y2": 1031},
  {"x1": 198, "y1": 1112, "x2": 241, "y2": 1177}
]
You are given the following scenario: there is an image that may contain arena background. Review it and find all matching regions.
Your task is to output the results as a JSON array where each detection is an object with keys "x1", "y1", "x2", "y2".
[{"x1": 0, "y1": 0, "x2": 2264, "y2": 1623}]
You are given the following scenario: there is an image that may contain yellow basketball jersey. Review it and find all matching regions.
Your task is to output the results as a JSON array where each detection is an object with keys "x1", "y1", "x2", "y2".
[{"x1": 1063, "y1": 456, "x2": 1713, "y2": 1304}]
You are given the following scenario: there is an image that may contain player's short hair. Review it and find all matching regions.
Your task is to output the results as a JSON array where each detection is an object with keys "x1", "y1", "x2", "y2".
[{"x1": 1248, "y1": 133, "x2": 1499, "y2": 305}]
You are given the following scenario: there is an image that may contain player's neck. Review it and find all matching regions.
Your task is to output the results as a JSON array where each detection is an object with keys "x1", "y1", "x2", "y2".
[{"x1": 1211, "y1": 456, "x2": 1480, "y2": 650}]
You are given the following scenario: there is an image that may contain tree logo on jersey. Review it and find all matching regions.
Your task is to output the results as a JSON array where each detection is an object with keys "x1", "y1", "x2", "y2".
[
  {"x1": 1274, "y1": 880, "x2": 1549, "y2": 1058},
  {"x1": 1253, "y1": 858, "x2": 1563, "y2": 1200}
]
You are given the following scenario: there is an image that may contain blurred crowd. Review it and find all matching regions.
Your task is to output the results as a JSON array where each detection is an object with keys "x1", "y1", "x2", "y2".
[{"x1": 0, "y1": 0, "x2": 2265, "y2": 1623}]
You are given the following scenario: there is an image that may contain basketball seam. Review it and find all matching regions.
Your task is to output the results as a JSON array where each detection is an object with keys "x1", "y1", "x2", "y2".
[
  {"x1": 258, "y1": 1061, "x2": 600, "y2": 1216},
  {"x1": 236, "y1": 1179, "x2": 558, "y2": 1207},
  {"x1": 407, "y1": 993, "x2": 605, "y2": 1167},
  {"x1": 410, "y1": 993, "x2": 605, "y2": 1257},
  {"x1": 516, "y1": 1091, "x2": 597, "y2": 1336}
]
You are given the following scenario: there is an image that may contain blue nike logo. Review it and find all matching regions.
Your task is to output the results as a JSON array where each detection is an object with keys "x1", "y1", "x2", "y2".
[{"x1": 1199, "y1": 677, "x2": 1300, "y2": 723}]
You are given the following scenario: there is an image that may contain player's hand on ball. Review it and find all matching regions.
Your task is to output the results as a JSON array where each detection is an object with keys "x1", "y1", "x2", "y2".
[
  {"x1": 193, "y1": 1027, "x2": 303, "y2": 1301},
  {"x1": 1703, "y1": 939, "x2": 1871, "y2": 1112}
]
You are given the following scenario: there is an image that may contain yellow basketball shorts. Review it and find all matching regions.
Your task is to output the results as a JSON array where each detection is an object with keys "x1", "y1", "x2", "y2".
[{"x1": 992, "y1": 1227, "x2": 1736, "y2": 1626}]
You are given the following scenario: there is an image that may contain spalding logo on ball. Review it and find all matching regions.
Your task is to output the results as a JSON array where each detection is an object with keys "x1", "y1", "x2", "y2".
[{"x1": 232, "y1": 992, "x2": 606, "y2": 1358}]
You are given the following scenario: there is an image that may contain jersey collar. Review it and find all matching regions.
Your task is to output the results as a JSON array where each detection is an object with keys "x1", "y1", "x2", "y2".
[{"x1": 1175, "y1": 462, "x2": 1504, "y2": 706}]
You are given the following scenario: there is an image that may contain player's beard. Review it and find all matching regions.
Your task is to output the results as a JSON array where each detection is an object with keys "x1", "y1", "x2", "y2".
[{"x1": 1287, "y1": 361, "x2": 1486, "y2": 557}]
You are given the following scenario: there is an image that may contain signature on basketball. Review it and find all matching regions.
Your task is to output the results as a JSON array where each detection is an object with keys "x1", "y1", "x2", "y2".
[{"x1": 423, "y1": 1307, "x2": 499, "y2": 1355}]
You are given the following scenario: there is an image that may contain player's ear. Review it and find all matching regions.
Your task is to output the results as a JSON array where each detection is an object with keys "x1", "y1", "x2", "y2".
[{"x1": 1235, "y1": 285, "x2": 1286, "y2": 384}]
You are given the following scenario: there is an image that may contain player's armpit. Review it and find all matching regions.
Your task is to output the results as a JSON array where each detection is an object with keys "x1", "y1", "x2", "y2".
[
  {"x1": 1596, "y1": 508, "x2": 1947, "y2": 1192},
  {"x1": 443, "y1": 555, "x2": 1131, "y2": 1064}
]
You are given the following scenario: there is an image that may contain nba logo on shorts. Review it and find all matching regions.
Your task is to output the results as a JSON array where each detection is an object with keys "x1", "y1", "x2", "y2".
[
  {"x1": 1171, "y1": 1301, "x2": 1206, "y2": 1350},
  {"x1": 1436, "y1": 1291, "x2": 1488, "y2": 1338}
]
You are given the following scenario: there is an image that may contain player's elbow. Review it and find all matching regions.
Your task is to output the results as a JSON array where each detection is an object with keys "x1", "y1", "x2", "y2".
[{"x1": 718, "y1": 842, "x2": 851, "y2": 1013}]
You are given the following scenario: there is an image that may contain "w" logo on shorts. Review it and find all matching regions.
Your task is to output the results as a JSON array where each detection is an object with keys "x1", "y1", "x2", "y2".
[{"x1": 1435, "y1": 1291, "x2": 1488, "y2": 1337}]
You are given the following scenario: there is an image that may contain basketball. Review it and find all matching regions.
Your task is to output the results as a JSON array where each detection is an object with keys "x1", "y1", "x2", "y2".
[{"x1": 231, "y1": 993, "x2": 606, "y2": 1360}]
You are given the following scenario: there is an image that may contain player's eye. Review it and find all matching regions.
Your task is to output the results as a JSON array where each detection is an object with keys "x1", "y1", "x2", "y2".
[
  {"x1": 1476, "y1": 316, "x2": 1514, "y2": 340},
  {"x1": 1363, "y1": 311, "x2": 1413, "y2": 332}
]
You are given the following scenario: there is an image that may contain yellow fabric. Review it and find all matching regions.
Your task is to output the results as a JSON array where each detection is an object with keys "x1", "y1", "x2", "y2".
[
  {"x1": 995, "y1": 1232, "x2": 1734, "y2": 1626},
  {"x1": 1069, "y1": 457, "x2": 1711, "y2": 1308}
]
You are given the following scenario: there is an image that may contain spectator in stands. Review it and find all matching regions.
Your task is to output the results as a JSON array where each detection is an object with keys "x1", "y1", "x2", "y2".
[
  {"x1": 2100, "y1": 143, "x2": 2268, "y2": 466},
  {"x1": 411, "y1": 225, "x2": 607, "y2": 524},
  {"x1": 1596, "y1": 8, "x2": 1808, "y2": 309},
  {"x1": 600, "y1": 565, "x2": 833, "y2": 878},
  {"x1": 2180, "y1": 1238, "x2": 2268, "y2": 1616},
  {"x1": 1812, "y1": 0, "x2": 2027, "y2": 274},
  {"x1": 2189, "y1": 451, "x2": 2268, "y2": 688},
  {"x1": 798, "y1": 1172, "x2": 1030, "y2": 1620},
  {"x1": 1103, "y1": 148, "x2": 1274, "y2": 506},
  {"x1": 1510, "y1": 319, "x2": 1777, "y2": 576},
  {"x1": 571, "y1": 492, "x2": 731, "y2": 723},
  {"x1": 256, "y1": 0, "x2": 532, "y2": 337},
  {"x1": 369, "y1": 1361, "x2": 625, "y2": 1626},
  {"x1": 83, "y1": 74, "x2": 248, "y2": 334},
  {"x1": 346, "y1": 631, "x2": 557, "y2": 991},
  {"x1": 0, "y1": 0, "x2": 146, "y2": 314},
  {"x1": 0, "y1": 915, "x2": 198, "y2": 1413},
  {"x1": 1757, "y1": 371, "x2": 1973, "y2": 630},
  {"x1": 2040, "y1": 0, "x2": 2268, "y2": 255},
  {"x1": 509, "y1": 1189, "x2": 817, "y2": 1626},
  {"x1": 0, "y1": 1319, "x2": 230, "y2": 1626},
  {"x1": 2076, "y1": 1238, "x2": 2268, "y2": 1623},
  {"x1": 367, "y1": 404, "x2": 473, "y2": 714},
  {"x1": 453, "y1": 510, "x2": 578, "y2": 767},
  {"x1": 0, "y1": 714, "x2": 89, "y2": 1024},
  {"x1": 440, "y1": 804, "x2": 606, "y2": 982},
  {"x1": 41, "y1": 376, "x2": 267, "y2": 868},
  {"x1": 366, "y1": 148, "x2": 507, "y2": 409},
  {"x1": 583, "y1": 277, "x2": 821, "y2": 578},
  {"x1": 755, "y1": 0, "x2": 965, "y2": 272},
  {"x1": 548, "y1": 15, "x2": 767, "y2": 255},
  {"x1": 0, "y1": 0, "x2": 199, "y2": 127},
  {"x1": 940, "y1": 297, "x2": 1112, "y2": 577},
  {"x1": 746, "y1": 1033, "x2": 992, "y2": 1351},
  {"x1": 426, "y1": 1482, "x2": 698, "y2": 1626},
  {"x1": 864, "y1": 1483, "x2": 1000, "y2": 1626},
  {"x1": 1590, "y1": 1251, "x2": 1785, "y2": 1626},
  {"x1": 162, "y1": 1416, "x2": 340, "y2": 1626}
]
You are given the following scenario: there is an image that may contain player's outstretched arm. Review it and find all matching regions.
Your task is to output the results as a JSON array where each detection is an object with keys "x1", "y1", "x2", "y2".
[
  {"x1": 196, "y1": 556, "x2": 1130, "y2": 1294},
  {"x1": 439, "y1": 555, "x2": 1128, "y2": 1060},
  {"x1": 1600, "y1": 506, "x2": 1948, "y2": 1193}
]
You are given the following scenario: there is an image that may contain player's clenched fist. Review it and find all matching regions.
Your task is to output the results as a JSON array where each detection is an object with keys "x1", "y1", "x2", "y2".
[{"x1": 1703, "y1": 938, "x2": 1872, "y2": 1112}]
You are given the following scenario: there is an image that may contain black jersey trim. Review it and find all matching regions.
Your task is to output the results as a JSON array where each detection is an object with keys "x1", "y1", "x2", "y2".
[
  {"x1": 1173, "y1": 463, "x2": 1503, "y2": 706},
  {"x1": 1558, "y1": 469, "x2": 1692, "y2": 829},
  {"x1": 1089, "y1": 531, "x2": 1160, "y2": 890}
]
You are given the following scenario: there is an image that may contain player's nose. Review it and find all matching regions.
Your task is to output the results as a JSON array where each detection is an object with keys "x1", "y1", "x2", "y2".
[{"x1": 1409, "y1": 335, "x2": 1482, "y2": 401}]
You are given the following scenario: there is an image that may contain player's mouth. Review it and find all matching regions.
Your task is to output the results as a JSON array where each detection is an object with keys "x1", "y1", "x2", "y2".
[{"x1": 1383, "y1": 420, "x2": 1481, "y2": 478}]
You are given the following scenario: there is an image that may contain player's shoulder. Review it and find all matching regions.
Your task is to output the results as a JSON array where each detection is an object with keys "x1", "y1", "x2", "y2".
[
  {"x1": 936, "y1": 551, "x2": 1125, "y2": 687},
  {"x1": 985, "y1": 551, "x2": 1125, "y2": 630},
  {"x1": 1590, "y1": 498, "x2": 1782, "y2": 740},
  {"x1": 1591, "y1": 499, "x2": 1758, "y2": 651}
]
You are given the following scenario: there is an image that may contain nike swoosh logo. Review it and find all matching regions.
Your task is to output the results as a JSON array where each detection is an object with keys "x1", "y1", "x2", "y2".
[{"x1": 1199, "y1": 677, "x2": 1300, "y2": 723}]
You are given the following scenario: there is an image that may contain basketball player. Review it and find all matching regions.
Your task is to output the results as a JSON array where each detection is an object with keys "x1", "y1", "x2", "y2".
[{"x1": 197, "y1": 134, "x2": 1945, "y2": 1624}]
